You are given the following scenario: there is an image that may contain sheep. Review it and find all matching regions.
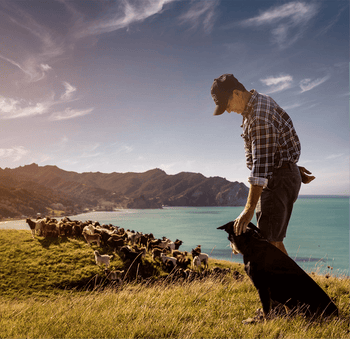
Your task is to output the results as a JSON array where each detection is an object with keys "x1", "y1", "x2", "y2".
[
  {"x1": 125, "y1": 230, "x2": 141, "y2": 245},
  {"x1": 147, "y1": 239, "x2": 162, "y2": 251},
  {"x1": 166, "y1": 241, "x2": 176, "y2": 251},
  {"x1": 72, "y1": 224, "x2": 83, "y2": 237},
  {"x1": 160, "y1": 253, "x2": 177, "y2": 266},
  {"x1": 138, "y1": 234, "x2": 151, "y2": 247},
  {"x1": 26, "y1": 218, "x2": 44, "y2": 238},
  {"x1": 83, "y1": 231, "x2": 101, "y2": 247},
  {"x1": 120, "y1": 246, "x2": 143, "y2": 262},
  {"x1": 193, "y1": 253, "x2": 209, "y2": 270},
  {"x1": 42, "y1": 222, "x2": 59, "y2": 237},
  {"x1": 83, "y1": 224, "x2": 96, "y2": 235},
  {"x1": 131, "y1": 245, "x2": 147, "y2": 259},
  {"x1": 174, "y1": 239, "x2": 183, "y2": 250},
  {"x1": 171, "y1": 250, "x2": 187, "y2": 258},
  {"x1": 176, "y1": 256, "x2": 191, "y2": 270},
  {"x1": 94, "y1": 250, "x2": 114, "y2": 267},
  {"x1": 211, "y1": 267, "x2": 231, "y2": 277},
  {"x1": 107, "y1": 236, "x2": 125, "y2": 252},
  {"x1": 152, "y1": 247, "x2": 167, "y2": 261},
  {"x1": 105, "y1": 269, "x2": 124, "y2": 282},
  {"x1": 95, "y1": 229, "x2": 112, "y2": 247},
  {"x1": 191, "y1": 245, "x2": 201, "y2": 258}
]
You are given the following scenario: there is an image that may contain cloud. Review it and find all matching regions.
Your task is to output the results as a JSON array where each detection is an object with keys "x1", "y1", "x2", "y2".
[
  {"x1": 240, "y1": 1, "x2": 319, "y2": 48},
  {"x1": 316, "y1": 4, "x2": 348, "y2": 36},
  {"x1": 283, "y1": 102, "x2": 302, "y2": 110},
  {"x1": 299, "y1": 75, "x2": 330, "y2": 93},
  {"x1": 110, "y1": 143, "x2": 134, "y2": 155},
  {"x1": 50, "y1": 107, "x2": 94, "y2": 121},
  {"x1": 326, "y1": 153, "x2": 346, "y2": 160},
  {"x1": 73, "y1": 0, "x2": 175, "y2": 38},
  {"x1": 178, "y1": 0, "x2": 219, "y2": 33},
  {"x1": 0, "y1": 3, "x2": 64, "y2": 83},
  {"x1": 0, "y1": 82, "x2": 92, "y2": 120},
  {"x1": 260, "y1": 75, "x2": 293, "y2": 93},
  {"x1": 61, "y1": 82, "x2": 77, "y2": 101},
  {"x1": 0, "y1": 146, "x2": 29, "y2": 161},
  {"x1": 0, "y1": 96, "x2": 52, "y2": 119}
]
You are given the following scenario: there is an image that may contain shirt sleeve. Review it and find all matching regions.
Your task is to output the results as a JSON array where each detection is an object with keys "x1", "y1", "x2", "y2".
[
  {"x1": 249, "y1": 117, "x2": 278, "y2": 186},
  {"x1": 248, "y1": 176, "x2": 268, "y2": 188}
]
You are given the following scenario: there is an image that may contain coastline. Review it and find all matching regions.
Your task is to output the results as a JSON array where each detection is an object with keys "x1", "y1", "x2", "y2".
[{"x1": 1, "y1": 194, "x2": 349, "y2": 223}]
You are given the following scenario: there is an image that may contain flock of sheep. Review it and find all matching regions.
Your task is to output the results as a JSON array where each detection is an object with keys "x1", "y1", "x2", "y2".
[{"x1": 26, "y1": 216, "x2": 234, "y2": 283}]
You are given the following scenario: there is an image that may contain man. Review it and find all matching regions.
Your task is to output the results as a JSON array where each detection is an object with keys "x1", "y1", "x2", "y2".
[{"x1": 211, "y1": 74, "x2": 315, "y2": 255}]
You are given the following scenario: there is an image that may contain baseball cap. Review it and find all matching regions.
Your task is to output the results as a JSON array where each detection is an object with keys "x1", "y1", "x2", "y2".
[{"x1": 211, "y1": 74, "x2": 246, "y2": 116}]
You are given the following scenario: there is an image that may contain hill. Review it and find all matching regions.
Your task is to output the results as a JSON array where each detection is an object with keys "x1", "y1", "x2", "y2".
[
  {"x1": 0, "y1": 164, "x2": 248, "y2": 219},
  {"x1": 0, "y1": 229, "x2": 348, "y2": 339}
]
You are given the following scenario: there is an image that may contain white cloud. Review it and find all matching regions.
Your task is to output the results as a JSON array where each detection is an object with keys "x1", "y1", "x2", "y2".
[
  {"x1": 299, "y1": 75, "x2": 330, "y2": 93},
  {"x1": 0, "y1": 81, "x2": 90, "y2": 120},
  {"x1": 283, "y1": 102, "x2": 302, "y2": 110},
  {"x1": 240, "y1": 1, "x2": 319, "y2": 48},
  {"x1": 178, "y1": 0, "x2": 219, "y2": 33},
  {"x1": 109, "y1": 142, "x2": 134, "y2": 154},
  {"x1": 241, "y1": 2, "x2": 316, "y2": 26},
  {"x1": 260, "y1": 75, "x2": 293, "y2": 93},
  {"x1": 326, "y1": 153, "x2": 346, "y2": 160},
  {"x1": 0, "y1": 146, "x2": 29, "y2": 161},
  {"x1": 74, "y1": 0, "x2": 176, "y2": 38},
  {"x1": 50, "y1": 107, "x2": 94, "y2": 121},
  {"x1": 40, "y1": 63, "x2": 52, "y2": 72},
  {"x1": 0, "y1": 96, "x2": 52, "y2": 119},
  {"x1": 61, "y1": 82, "x2": 77, "y2": 101}
]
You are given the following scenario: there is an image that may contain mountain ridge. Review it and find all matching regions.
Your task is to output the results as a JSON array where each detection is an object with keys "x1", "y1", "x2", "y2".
[{"x1": 0, "y1": 164, "x2": 248, "y2": 219}]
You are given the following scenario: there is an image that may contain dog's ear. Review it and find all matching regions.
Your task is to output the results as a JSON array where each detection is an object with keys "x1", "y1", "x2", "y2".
[
  {"x1": 217, "y1": 221, "x2": 234, "y2": 232},
  {"x1": 246, "y1": 222, "x2": 266, "y2": 240},
  {"x1": 246, "y1": 221, "x2": 259, "y2": 232}
]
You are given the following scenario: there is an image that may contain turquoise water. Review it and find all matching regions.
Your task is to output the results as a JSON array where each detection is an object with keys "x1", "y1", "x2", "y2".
[{"x1": 1, "y1": 196, "x2": 348, "y2": 276}]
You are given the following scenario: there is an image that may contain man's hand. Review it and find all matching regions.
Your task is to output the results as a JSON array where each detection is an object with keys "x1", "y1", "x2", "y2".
[
  {"x1": 234, "y1": 184, "x2": 263, "y2": 235},
  {"x1": 234, "y1": 208, "x2": 255, "y2": 236},
  {"x1": 299, "y1": 166, "x2": 315, "y2": 184}
]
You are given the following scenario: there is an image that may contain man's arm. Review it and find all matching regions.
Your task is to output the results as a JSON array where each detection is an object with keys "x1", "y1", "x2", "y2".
[{"x1": 234, "y1": 184, "x2": 263, "y2": 235}]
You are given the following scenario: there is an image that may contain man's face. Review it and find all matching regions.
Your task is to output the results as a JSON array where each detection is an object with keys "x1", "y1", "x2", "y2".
[{"x1": 226, "y1": 90, "x2": 246, "y2": 114}]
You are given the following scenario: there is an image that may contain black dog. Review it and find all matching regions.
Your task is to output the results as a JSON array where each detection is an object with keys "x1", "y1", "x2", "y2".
[{"x1": 218, "y1": 221, "x2": 338, "y2": 318}]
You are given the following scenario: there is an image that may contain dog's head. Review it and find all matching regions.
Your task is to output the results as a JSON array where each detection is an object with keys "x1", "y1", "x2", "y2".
[{"x1": 217, "y1": 220, "x2": 266, "y2": 255}]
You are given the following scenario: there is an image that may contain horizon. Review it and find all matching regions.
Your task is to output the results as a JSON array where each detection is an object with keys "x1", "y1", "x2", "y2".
[{"x1": 0, "y1": 1, "x2": 348, "y2": 196}]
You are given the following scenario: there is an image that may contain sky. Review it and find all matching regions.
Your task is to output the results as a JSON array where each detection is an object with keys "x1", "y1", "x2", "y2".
[{"x1": 0, "y1": 0, "x2": 348, "y2": 195}]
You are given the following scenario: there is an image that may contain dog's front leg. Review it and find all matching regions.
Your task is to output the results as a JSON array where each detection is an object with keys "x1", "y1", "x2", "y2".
[{"x1": 257, "y1": 286, "x2": 271, "y2": 317}]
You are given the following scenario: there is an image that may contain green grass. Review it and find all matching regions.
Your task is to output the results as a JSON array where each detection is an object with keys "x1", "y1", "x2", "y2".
[{"x1": 0, "y1": 229, "x2": 349, "y2": 338}]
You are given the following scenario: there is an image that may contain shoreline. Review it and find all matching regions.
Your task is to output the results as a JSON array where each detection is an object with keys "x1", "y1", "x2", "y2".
[{"x1": 1, "y1": 195, "x2": 348, "y2": 223}]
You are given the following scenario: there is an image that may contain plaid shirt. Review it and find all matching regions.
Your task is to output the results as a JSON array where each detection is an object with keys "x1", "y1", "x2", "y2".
[{"x1": 241, "y1": 90, "x2": 301, "y2": 187}]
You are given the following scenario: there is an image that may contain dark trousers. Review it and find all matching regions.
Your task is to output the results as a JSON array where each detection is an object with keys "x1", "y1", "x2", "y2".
[{"x1": 256, "y1": 163, "x2": 302, "y2": 242}]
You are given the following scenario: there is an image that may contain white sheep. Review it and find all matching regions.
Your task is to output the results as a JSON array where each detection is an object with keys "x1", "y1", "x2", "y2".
[
  {"x1": 193, "y1": 253, "x2": 209, "y2": 269},
  {"x1": 83, "y1": 231, "x2": 101, "y2": 246},
  {"x1": 83, "y1": 224, "x2": 96, "y2": 235},
  {"x1": 94, "y1": 250, "x2": 113, "y2": 267},
  {"x1": 160, "y1": 253, "x2": 177, "y2": 266}
]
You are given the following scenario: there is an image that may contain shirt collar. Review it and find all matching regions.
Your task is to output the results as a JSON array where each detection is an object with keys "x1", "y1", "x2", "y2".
[{"x1": 242, "y1": 89, "x2": 257, "y2": 119}]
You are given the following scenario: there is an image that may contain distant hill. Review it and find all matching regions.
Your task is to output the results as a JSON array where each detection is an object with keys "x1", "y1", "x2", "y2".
[{"x1": 0, "y1": 164, "x2": 248, "y2": 219}]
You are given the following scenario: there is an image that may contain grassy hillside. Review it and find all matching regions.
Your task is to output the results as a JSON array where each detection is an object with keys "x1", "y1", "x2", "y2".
[{"x1": 0, "y1": 229, "x2": 349, "y2": 338}]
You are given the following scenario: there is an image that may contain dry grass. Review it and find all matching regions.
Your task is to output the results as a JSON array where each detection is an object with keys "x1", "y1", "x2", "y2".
[
  {"x1": 1, "y1": 273, "x2": 349, "y2": 338},
  {"x1": 0, "y1": 229, "x2": 349, "y2": 338}
]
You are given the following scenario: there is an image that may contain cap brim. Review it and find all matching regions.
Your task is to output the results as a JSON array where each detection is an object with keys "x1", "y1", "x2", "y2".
[{"x1": 213, "y1": 104, "x2": 226, "y2": 116}]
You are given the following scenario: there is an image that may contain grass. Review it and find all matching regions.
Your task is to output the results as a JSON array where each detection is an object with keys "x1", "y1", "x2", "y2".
[{"x1": 0, "y1": 229, "x2": 349, "y2": 338}]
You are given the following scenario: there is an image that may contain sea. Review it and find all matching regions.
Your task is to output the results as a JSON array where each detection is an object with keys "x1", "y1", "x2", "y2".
[{"x1": 1, "y1": 195, "x2": 349, "y2": 277}]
